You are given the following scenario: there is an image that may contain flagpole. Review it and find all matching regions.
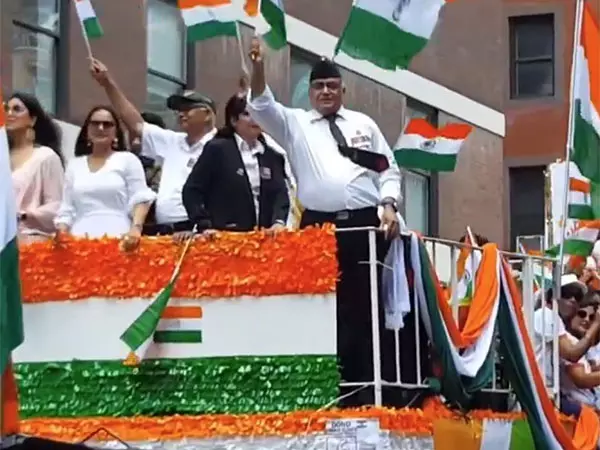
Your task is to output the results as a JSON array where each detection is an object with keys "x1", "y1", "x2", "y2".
[
  {"x1": 235, "y1": 22, "x2": 249, "y2": 76},
  {"x1": 557, "y1": 0, "x2": 584, "y2": 272}
]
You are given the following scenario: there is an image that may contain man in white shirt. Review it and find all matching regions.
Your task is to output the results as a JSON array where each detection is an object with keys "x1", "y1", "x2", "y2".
[
  {"x1": 246, "y1": 39, "x2": 402, "y2": 406},
  {"x1": 90, "y1": 59, "x2": 216, "y2": 239}
]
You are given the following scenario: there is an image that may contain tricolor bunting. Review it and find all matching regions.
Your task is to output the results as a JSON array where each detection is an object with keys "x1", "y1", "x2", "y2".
[
  {"x1": 244, "y1": 0, "x2": 287, "y2": 50},
  {"x1": 572, "y1": 1, "x2": 600, "y2": 183},
  {"x1": 73, "y1": 0, "x2": 103, "y2": 39},
  {"x1": 393, "y1": 118, "x2": 472, "y2": 171},
  {"x1": 0, "y1": 82, "x2": 24, "y2": 434},
  {"x1": 178, "y1": 0, "x2": 237, "y2": 42},
  {"x1": 335, "y1": 0, "x2": 453, "y2": 70}
]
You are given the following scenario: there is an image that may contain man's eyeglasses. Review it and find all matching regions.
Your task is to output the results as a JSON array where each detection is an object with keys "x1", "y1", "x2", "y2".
[{"x1": 310, "y1": 80, "x2": 342, "y2": 91}]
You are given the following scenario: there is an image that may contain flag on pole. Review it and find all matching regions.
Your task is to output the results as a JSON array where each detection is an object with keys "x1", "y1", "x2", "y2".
[
  {"x1": 0, "y1": 84, "x2": 24, "y2": 434},
  {"x1": 120, "y1": 279, "x2": 178, "y2": 365},
  {"x1": 335, "y1": 0, "x2": 452, "y2": 70},
  {"x1": 393, "y1": 118, "x2": 472, "y2": 171},
  {"x1": 455, "y1": 232, "x2": 481, "y2": 306},
  {"x1": 572, "y1": 1, "x2": 600, "y2": 183},
  {"x1": 547, "y1": 220, "x2": 600, "y2": 258},
  {"x1": 178, "y1": 0, "x2": 237, "y2": 42},
  {"x1": 568, "y1": 177, "x2": 594, "y2": 220},
  {"x1": 244, "y1": 0, "x2": 287, "y2": 50},
  {"x1": 73, "y1": 0, "x2": 104, "y2": 39}
]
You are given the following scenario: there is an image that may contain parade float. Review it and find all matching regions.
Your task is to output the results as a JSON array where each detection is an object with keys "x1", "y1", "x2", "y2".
[{"x1": 9, "y1": 227, "x2": 600, "y2": 449}]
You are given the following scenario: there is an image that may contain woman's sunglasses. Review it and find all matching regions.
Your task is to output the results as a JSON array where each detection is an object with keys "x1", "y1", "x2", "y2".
[
  {"x1": 89, "y1": 120, "x2": 116, "y2": 129},
  {"x1": 4, "y1": 103, "x2": 27, "y2": 114},
  {"x1": 577, "y1": 310, "x2": 596, "y2": 321}
]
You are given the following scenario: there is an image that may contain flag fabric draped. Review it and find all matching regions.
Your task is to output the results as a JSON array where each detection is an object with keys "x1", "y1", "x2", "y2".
[
  {"x1": 244, "y1": 0, "x2": 287, "y2": 50},
  {"x1": 406, "y1": 232, "x2": 600, "y2": 449},
  {"x1": 178, "y1": 0, "x2": 237, "y2": 42},
  {"x1": 335, "y1": 0, "x2": 452, "y2": 70},
  {"x1": 568, "y1": 177, "x2": 594, "y2": 220},
  {"x1": 73, "y1": 0, "x2": 103, "y2": 39},
  {"x1": 0, "y1": 86, "x2": 24, "y2": 434},
  {"x1": 393, "y1": 118, "x2": 472, "y2": 171},
  {"x1": 572, "y1": 1, "x2": 600, "y2": 183}
]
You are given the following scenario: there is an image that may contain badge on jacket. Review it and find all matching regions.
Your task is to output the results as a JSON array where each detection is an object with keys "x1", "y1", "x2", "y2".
[{"x1": 260, "y1": 167, "x2": 272, "y2": 180}]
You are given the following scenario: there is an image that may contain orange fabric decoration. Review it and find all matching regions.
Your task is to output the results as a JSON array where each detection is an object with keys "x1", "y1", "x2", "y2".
[
  {"x1": 572, "y1": 405, "x2": 600, "y2": 450},
  {"x1": 431, "y1": 243, "x2": 500, "y2": 348},
  {"x1": 243, "y1": 0, "x2": 259, "y2": 16},
  {"x1": 19, "y1": 227, "x2": 337, "y2": 302},
  {"x1": 20, "y1": 403, "x2": 528, "y2": 442},
  {"x1": 1, "y1": 362, "x2": 20, "y2": 435}
]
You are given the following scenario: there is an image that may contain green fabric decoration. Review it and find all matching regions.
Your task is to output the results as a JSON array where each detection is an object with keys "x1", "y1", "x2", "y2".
[{"x1": 15, "y1": 355, "x2": 339, "y2": 418}]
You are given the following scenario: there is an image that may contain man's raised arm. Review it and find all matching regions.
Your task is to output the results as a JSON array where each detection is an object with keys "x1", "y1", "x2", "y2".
[
  {"x1": 90, "y1": 58, "x2": 145, "y2": 138},
  {"x1": 246, "y1": 38, "x2": 292, "y2": 147}
]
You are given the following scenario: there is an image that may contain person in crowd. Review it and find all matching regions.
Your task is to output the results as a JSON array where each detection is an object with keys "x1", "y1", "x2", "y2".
[
  {"x1": 534, "y1": 274, "x2": 600, "y2": 390},
  {"x1": 7, "y1": 92, "x2": 64, "y2": 243},
  {"x1": 237, "y1": 74, "x2": 298, "y2": 228},
  {"x1": 54, "y1": 106, "x2": 155, "y2": 250},
  {"x1": 182, "y1": 94, "x2": 289, "y2": 232},
  {"x1": 246, "y1": 39, "x2": 402, "y2": 406},
  {"x1": 89, "y1": 58, "x2": 216, "y2": 240},
  {"x1": 561, "y1": 295, "x2": 600, "y2": 415},
  {"x1": 130, "y1": 112, "x2": 166, "y2": 192}
]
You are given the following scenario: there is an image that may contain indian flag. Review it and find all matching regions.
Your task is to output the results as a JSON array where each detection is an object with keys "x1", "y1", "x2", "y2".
[
  {"x1": 73, "y1": 0, "x2": 103, "y2": 40},
  {"x1": 335, "y1": 0, "x2": 452, "y2": 70},
  {"x1": 455, "y1": 235, "x2": 481, "y2": 306},
  {"x1": 393, "y1": 118, "x2": 472, "y2": 172},
  {"x1": 178, "y1": 0, "x2": 237, "y2": 42},
  {"x1": 0, "y1": 87, "x2": 24, "y2": 434},
  {"x1": 572, "y1": 1, "x2": 600, "y2": 183},
  {"x1": 244, "y1": 0, "x2": 287, "y2": 50},
  {"x1": 568, "y1": 176, "x2": 594, "y2": 220},
  {"x1": 547, "y1": 220, "x2": 600, "y2": 258}
]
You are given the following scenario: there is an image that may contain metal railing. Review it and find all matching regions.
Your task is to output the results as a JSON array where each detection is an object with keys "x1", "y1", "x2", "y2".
[{"x1": 335, "y1": 227, "x2": 561, "y2": 408}]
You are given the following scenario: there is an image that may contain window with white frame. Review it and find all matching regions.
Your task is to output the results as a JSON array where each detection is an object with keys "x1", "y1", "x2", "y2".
[
  {"x1": 402, "y1": 98, "x2": 438, "y2": 235},
  {"x1": 12, "y1": 0, "x2": 60, "y2": 113},
  {"x1": 145, "y1": 0, "x2": 187, "y2": 128}
]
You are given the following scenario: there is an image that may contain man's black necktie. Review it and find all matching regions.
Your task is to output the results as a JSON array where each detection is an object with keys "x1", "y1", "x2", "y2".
[{"x1": 324, "y1": 114, "x2": 389, "y2": 173}]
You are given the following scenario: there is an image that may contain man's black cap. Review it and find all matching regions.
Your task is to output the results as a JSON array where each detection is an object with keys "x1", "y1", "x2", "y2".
[
  {"x1": 309, "y1": 57, "x2": 342, "y2": 82},
  {"x1": 166, "y1": 90, "x2": 216, "y2": 113}
]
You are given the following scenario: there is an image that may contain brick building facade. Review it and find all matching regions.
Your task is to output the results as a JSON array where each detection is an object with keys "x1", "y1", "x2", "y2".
[{"x1": 3, "y1": 0, "x2": 585, "y2": 248}]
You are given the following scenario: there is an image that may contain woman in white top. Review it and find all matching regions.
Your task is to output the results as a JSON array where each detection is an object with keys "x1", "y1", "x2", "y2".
[
  {"x1": 561, "y1": 298, "x2": 600, "y2": 413},
  {"x1": 55, "y1": 106, "x2": 155, "y2": 250},
  {"x1": 7, "y1": 92, "x2": 64, "y2": 243}
]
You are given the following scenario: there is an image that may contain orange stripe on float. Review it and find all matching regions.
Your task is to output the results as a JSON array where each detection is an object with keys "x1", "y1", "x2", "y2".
[
  {"x1": 569, "y1": 177, "x2": 591, "y2": 193},
  {"x1": 582, "y1": 3, "x2": 600, "y2": 115},
  {"x1": 178, "y1": 0, "x2": 231, "y2": 9},
  {"x1": 162, "y1": 306, "x2": 203, "y2": 319},
  {"x1": 404, "y1": 118, "x2": 472, "y2": 140}
]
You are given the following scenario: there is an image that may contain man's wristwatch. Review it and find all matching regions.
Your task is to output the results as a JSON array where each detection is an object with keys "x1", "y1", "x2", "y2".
[{"x1": 381, "y1": 197, "x2": 398, "y2": 212}]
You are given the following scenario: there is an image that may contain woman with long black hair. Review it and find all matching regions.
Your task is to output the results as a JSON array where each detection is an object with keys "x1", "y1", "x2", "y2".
[
  {"x1": 7, "y1": 92, "x2": 64, "y2": 243},
  {"x1": 55, "y1": 106, "x2": 155, "y2": 250}
]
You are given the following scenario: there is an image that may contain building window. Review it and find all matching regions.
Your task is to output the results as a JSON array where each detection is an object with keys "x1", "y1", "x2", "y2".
[
  {"x1": 12, "y1": 0, "x2": 60, "y2": 113},
  {"x1": 510, "y1": 166, "x2": 546, "y2": 251},
  {"x1": 290, "y1": 48, "x2": 315, "y2": 110},
  {"x1": 509, "y1": 14, "x2": 554, "y2": 99},
  {"x1": 401, "y1": 98, "x2": 438, "y2": 235},
  {"x1": 145, "y1": 0, "x2": 187, "y2": 128}
]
